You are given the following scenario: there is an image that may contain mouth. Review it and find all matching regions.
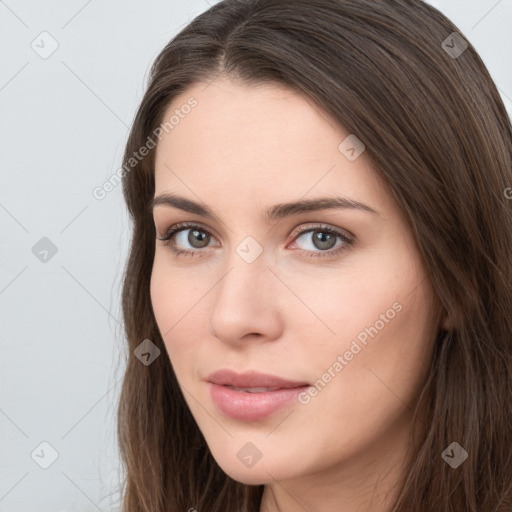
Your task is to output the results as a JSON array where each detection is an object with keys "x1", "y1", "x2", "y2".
[
  {"x1": 206, "y1": 368, "x2": 310, "y2": 389},
  {"x1": 206, "y1": 369, "x2": 311, "y2": 421}
]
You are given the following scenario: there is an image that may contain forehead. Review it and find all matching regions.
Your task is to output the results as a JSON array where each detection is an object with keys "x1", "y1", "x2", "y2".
[
  {"x1": 153, "y1": 76, "x2": 392, "y2": 217},
  {"x1": 157, "y1": 76, "x2": 344, "y2": 160}
]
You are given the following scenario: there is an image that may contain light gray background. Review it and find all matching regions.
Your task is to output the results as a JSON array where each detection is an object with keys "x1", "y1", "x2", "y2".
[{"x1": 0, "y1": 1, "x2": 511, "y2": 511}]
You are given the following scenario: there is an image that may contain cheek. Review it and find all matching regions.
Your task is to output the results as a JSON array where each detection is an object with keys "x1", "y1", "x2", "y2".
[
  {"x1": 150, "y1": 252, "x2": 203, "y2": 329},
  {"x1": 316, "y1": 273, "x2": 436, "y2": 413},
  {"x1": 150, "y1": 257, "x2": 185, "y2": 357},
  {"x1": 294, "y1": 245, "x2": 436, "y2": 382},
  {"x1": 149, "y1": 255, "x2": 209, "y2": 372},
  {"x1": 150, "y1": 257, "x2": 176, "y2": 331},
  {"x1": 292, "y1": 275, "x2": 436, "y2": 461},
  {"x1": 280, "y1": 260, "x2": 405, "y2": 348}
]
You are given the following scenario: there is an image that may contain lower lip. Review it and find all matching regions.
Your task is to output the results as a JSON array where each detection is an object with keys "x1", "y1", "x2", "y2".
[{"x1": 209, "y1": 383, "x2": 309, "y2": 421}]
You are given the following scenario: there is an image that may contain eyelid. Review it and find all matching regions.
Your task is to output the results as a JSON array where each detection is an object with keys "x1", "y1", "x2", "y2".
[{"x1": 289, "y1": 222, "x2": 354, "y2": 242}]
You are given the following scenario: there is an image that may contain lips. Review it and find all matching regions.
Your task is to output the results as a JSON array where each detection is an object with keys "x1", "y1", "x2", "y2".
[
  {"x1": 206, "y1": 369, "x2": 310, "y2": 390},
  {"x1": 206, "y1": 369, "x2": 311, "y2": 421}
]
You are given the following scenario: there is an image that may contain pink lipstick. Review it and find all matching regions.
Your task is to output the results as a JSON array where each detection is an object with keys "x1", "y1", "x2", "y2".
[{"x1": 207, "y1": 369, "x2": 310, "y2": 421}]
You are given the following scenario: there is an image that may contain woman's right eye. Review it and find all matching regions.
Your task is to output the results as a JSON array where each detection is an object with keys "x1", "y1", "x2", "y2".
[{"x1": 157, "y1": 223, "x2": 219, "y2": 258}]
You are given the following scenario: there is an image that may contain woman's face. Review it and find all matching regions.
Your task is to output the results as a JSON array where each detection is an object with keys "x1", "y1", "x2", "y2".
[{"x1": 150, "y1": 76, "x2": 442, "y2": 496}]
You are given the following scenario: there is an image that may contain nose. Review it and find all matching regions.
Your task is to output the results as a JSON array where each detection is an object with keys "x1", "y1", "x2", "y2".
[{"x1": 209, "y1": 248, "x2": 283, "y2": 346}]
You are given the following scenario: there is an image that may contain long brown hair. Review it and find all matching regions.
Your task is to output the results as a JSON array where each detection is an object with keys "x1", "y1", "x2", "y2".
[{"x1": 117, "y1": 1, "x2": 512, "y2": 510}]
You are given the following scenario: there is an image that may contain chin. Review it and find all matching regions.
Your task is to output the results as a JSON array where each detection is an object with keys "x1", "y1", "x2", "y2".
[
  {"x1": 210, "y1": 448, "x2": 296, "y2": 486},
  {"x1": 228, "y1": 469, "x2": 270, "y2": 486}
]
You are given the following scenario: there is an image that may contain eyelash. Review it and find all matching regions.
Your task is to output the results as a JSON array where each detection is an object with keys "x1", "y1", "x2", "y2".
[{"x1": 156, "y1": 222, "x2": 354, "y2": 260}]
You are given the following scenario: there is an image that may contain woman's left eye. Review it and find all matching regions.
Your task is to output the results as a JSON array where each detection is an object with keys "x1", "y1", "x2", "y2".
[
  {"x1": 290, "y1": 225, "x2": 354, "y2": 258},
  {"x1": 157, "y1": 222, "x2": 354, "y2": 259}
]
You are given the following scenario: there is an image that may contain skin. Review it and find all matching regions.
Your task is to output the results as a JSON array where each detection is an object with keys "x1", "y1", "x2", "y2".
[{"x1": 150, "y1": 75, "x2": 445, "y2": 512}]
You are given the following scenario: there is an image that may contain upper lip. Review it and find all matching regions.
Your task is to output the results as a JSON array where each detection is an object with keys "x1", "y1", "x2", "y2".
[{"x1": 207, "y1": 369, "x2": 310, "y2": 389}]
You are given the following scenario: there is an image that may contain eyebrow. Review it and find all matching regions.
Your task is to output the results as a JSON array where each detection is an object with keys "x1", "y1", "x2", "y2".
[{"x1": 150, "y1": 192, "x2": 381, "y2": 222}]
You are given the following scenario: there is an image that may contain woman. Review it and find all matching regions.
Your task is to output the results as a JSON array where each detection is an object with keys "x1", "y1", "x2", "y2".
[{"x1": 117, "y1": 1, "x2": 512, "y2": 510}]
